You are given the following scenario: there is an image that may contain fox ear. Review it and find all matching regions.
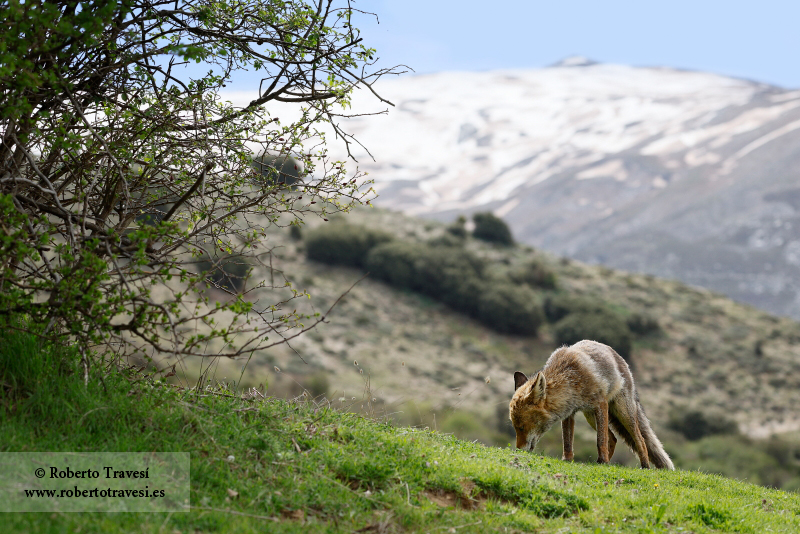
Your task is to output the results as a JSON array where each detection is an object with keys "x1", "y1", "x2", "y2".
[
  {"x1": 528, "y1": 372, "x2": 546, "y2": 402},
  {"x1": 513, "y1": 371, "x2": 528, "y2": 391}
]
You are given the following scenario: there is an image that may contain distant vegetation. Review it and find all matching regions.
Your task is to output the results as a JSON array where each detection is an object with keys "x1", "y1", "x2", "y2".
[
  {"x1": 544, "y1": 294, "x2": 634, "y2": 361},
  {"x1": 509, "y1": 258, "x2": 558, "y2": 290},
  {"x1": 667, "y1": 408, "x2": 739, "y2": 441},
  {"x1": 472, "y1": 212, "x2": 515, "y2": 245},
  {"x1": 304, "y1": 221, "x2": 545, "y2": 335},
  {"x1": 193, "y1": 253, "x2": 254, "y2": 293},
  {"x1": 552, "y1": 312, "x2": 633, "y2": 362},
  {"x1": 304, "y1": 222, "x2": 393, "y2": 268},
  {"x1": 302, "y1": 219, "x2": 648, "y2": 352}
]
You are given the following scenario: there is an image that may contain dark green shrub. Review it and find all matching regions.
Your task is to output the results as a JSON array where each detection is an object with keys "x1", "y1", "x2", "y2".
[
  {"x1": 366, "y1": 242, "x2": 486, "y2": 316},
  {"x1": 626, "y1": 312, "x2": 660, "y2": 336},
  {"x1": 412, "y1": 248, "x2": 485, "y2": 314},
  {"x1": 477, "y1": 283, "x2": 544, "y2": 336},
  {"x1": 543, "y1": 294, "x2": 607, "y2": 323},
  {"x1": 509, "y1": 258, "x2": 557, "y2": 289},
  {"x1": 289, "y1": 224, "x2": 303, "y2": 241},
  {"x1": 365, "y1": 241, "x2": 422, "y2": 290},
  {"x1": 195, "y1": 254, "x2": 252, "y2": 292},
  {"x1": 427, "y1": 233, "x2": 465, "y2": 248},
  {"x1": 446, "y1": 215, "x2": 468, "y2": 238},
  {"x1": 666, "y1": 409, "x2": 738, "y2": 441},
  {"x1": 472, "y1": 212, "x2": 514, "y2": 246},
  {"x1": 366, "y1": 240, "x2": 548, "y2": 337},
  {"x1": 251, "y1": 152, "x2": 303, "y2": 186},
  {"x1": 552, "y1": 311, "x2": 633, "y2": 361},
  {"x1": 304, "y1": 372, "x2": 330, "y2": 398},
  {"x1": 305, "y1": 223, "x2": 393, "y2": 268}
]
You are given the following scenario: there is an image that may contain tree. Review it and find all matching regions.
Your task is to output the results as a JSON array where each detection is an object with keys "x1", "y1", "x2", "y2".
[{"x1": 0, "y1": 0, "x2": 402, "y2": 361}]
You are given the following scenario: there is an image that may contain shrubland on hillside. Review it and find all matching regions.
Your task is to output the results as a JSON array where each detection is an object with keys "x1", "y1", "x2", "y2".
[{"x1": 178, "y1": 207, "x2": 800, "y2": 491}]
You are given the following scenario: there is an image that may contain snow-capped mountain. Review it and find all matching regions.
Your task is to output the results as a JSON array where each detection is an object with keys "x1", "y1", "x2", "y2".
[{"x1": 340, "y1": 59, "x2": 800, "y2": 319}]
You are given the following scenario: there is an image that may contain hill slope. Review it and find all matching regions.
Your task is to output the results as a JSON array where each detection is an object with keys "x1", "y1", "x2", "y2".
[
  {"x1": 2, "y1": 332, "x2": 799, "y2": 533},
  {"x1": 187, "y1": 206, "x2": 800, "y2": 489}
]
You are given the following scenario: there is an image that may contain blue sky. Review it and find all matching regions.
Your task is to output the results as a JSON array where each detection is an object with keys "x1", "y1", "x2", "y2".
[{"x1": 357, "y1": 1, "x2": 800, "y2": 88}]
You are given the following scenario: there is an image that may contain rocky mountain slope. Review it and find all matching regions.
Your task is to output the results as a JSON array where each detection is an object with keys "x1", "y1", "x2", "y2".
[{"x1": 330, "y1": 58, "x2": 800, "y2": 319}]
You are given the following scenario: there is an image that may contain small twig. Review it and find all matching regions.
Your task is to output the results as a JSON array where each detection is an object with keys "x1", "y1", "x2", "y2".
[
  {"x1": 405, "y1": 482, "x2": 418, "y2": 508},
  {"x1": 178, "y1": 400, "x2": 209, "y2": 411},
  {"x1": 162, "y1": 163, "x2": 213, "y2": 222},
  {"x1": 81, "y1": 350, "x2": 89, "y2": 387},
  {"x1": 291, "y1": 437, "x2": 303, "y2": 454}
]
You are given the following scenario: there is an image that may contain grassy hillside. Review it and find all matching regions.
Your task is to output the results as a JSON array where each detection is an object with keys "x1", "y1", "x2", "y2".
[
  {"x1": 2, "y1": 330, "x2": 799, "y2": 533},
  {"x1": 173, "y1": 206, "x2": 800, "y2": 490}
]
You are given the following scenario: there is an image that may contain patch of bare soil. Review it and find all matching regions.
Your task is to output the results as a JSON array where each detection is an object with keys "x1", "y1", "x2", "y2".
[{"x1": 422, "y1": 478, "x2": 490, "y2": 510}]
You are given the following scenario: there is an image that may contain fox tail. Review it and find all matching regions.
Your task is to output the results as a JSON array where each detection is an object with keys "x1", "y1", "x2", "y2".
[{"x1": 638, "y1": 406, "x2": 674, "y2": 469}]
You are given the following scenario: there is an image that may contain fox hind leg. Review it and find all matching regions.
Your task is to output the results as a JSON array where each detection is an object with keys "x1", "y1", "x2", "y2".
[
  {"x1": 611, "y1": 399, "x2": 650, "y2": 468},
  {"x1": 584, "y1": 410, "x2": 618, "y2": 464},
  {"x1": 594, "y1": 400, "x2": 612, "y2": 464},
  {"x1": 607, "y1": 425, "x2": 617, "y2": 459},
  {"x1": 561, "y1": 415, "x2": 575, "y2": 461}
]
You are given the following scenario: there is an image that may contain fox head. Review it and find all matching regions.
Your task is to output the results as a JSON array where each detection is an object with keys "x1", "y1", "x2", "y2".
[{"x1": 509, "y1": 371, "x2": 558, "y2": 451}]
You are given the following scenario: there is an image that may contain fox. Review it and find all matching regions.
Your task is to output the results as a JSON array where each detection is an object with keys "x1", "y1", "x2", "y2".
[{"x1": 509, "y1": 340, "x2": 674, "y2": 469}]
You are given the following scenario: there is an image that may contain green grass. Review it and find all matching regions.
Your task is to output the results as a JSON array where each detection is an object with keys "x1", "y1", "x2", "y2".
[{"x1": 1, "y1": 330, "x2": 799, "y2": 533}]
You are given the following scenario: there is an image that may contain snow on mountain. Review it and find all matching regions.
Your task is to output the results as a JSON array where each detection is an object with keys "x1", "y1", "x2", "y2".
[
  {"x1": 338, "y1": 62, "x2": 800, "y2": 319},
  {"x1": 343, "y1": 62, "x2": 780, "y2": 214}
]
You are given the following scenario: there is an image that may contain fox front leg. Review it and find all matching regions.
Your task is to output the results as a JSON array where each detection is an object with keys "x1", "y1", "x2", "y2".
[{"x1": 561, "y1": 415, "x2": 575, "y2": 461}]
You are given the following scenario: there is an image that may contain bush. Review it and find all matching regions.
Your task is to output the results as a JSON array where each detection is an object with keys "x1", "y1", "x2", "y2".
[
  {"x1": 552, "y1": 311, "x2": 633, "y2": 361},
  {"x1": 477, "y1": 283, "x2": 544, "y2": 336},
  {"x1": 667, "y1": 409, "x2": 738, "y2": 441},
  {"x1": 472, "y1": 212, "x2": 514, "y2": 246},
  {"x1": 251, "y1": 152, "x2": 303, "y2": 187},
  {"x1": 366, "y1": 242, "x2": 486, "y2": 316},
  {"x1": 195, "y1": 254, "x2": 252, "y2": 292},
  {"x1": 446, "y1": 215, "x2": 468, "y2": 239},
  {"x1": 626, "y1": 313, "x2": 660, "y2": 336},
  {"x1": 509, "y1": 258, "x2": 557, "y2": 289},
  {"x1": 367, "y1": 239, "x2": 546, "y2": 336},
  {"x1": 413, "y1": 248, "x2": 485, "y2": 315},
  {"x1": 289, "y1": 224, "x2": 303, "y2": 241},
  {"x1": 305, "y1": 223, "x2": 393, "y2": 268},
  {"x1": 543, "y1": 294, "x2": 608, "y2": 323},
  {"x1": 363, "y1": 241, "x2": 421, "y2": 290},
  {"x1": 427, "y1": 233, "x2": 465, "y2": 248}
]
